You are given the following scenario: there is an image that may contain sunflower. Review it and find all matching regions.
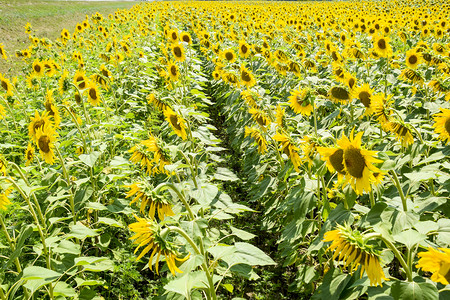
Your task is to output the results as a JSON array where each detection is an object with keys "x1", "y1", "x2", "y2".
[
  {"x1": 0, "y1": 187, "x2": 12, "y2": 211},
  {"x1": 416, "y1": 247, "x2": 450, "y2": 285},
  {"x1": 168, "y1": 29, "x2": 179, "y2": 43},
  {"x1": 273, "y1": 132, "x2": 302, "y2": 172},
  {"x1": 241, "y1": 90, "x2": 258, "y2": 108},
  {"x1": 245, "y1": 126, "x2": 267, "y2": 154},
  {"x1": 324, "y1": 224, "x2": 388, "y2": 287},
  {"x1": 345, "y1": 73, "x2": 357, "y2": 90},
  {"x1": 25, "y1": 143, "x2": 35, "y2": 166},
  {"x1": 222, "y1": 72, "x2": 239, "y2": 86},
  {"x1": 0, "y1": 104, "x2": 5, "y2": 120},
  {"x1": 433, "y1": 108, "x2": 450, "y2": 144},
  {"x1": 125, "y1": 182, "x2": 174, "y2": 220},
  {"x1": 386, "y1": 120, "x2": 414, "y2": 147},
  {"x1": 337, "y1": 130, "x2": 382, "y2": 195},
  {"x1": 58, "y1": 70, "x2": 71, "y2": 95},
  {"x1": 222, "y1": 49, "x2": 236, "y2": 63},
  {"x1": 147, "y1": 93, "x2": 168, "y2": 111},
  {"x1": 99, "y1": 64, "x2": 113, "y2": 81},
  {"x1": 163, "y1": 108, "x2": 187, "y2": 140},
  {"x1": 42, "y1": 59, "x2": 57, "y2": 77},
  {"x1": 0, "y1": 44, "x2": 7, "y2": 60},
  {"x1": 288, "y1": 88, "x2": 313, "y2": 116},
  {"x1": 0, "y1": 155, "x2": 6, "y2": 176},
  {"x1": 433, "y1": 43, "x2": 446, "y2": 55},
  {"x1": 212, "y1": 71, "x2": 221, "y2": 81},
  {"x1": 73, "y1": 70, "x2": 89, "y2": 90},
  {"x1": 129, "y1": 144, "x2": 153, "y2": 174},
  {"x1": 171, "y1": 43, "x2": 185, "y2": 62},
  {"x1": 85, "y1": 82, "x2": 102, "y2": 106},
  {"x1": 129, "y1": 215, "x2": 189, "y2": 276},
  {"x1": 28, "y1": 111, "x2": 52, "y2": 142},
  {"x1": 352, "y1": 84, "x2": 376, "y2": 114},
  {"x1": 239, "y1": 40, "x2": 251, "y2": 58},
  {"x1": 373, "y1": 35, "x2": 392, "y2": 57},
  {"x1": 167, "y1": 62, "x2": 180, "y2": 82},
  {"x1": 141, "y1": 136, "x2": 171, "y2": 174},
  {"x1": 399, "y1": 68, "x2": 423, "y2": 85},
  {"x1": 332, "y1": 63, "x2": 347, "y2": 84},
  {"x1": 61, "y1": 28, "x2": 71, "y2": 40},
  {"x1": 180, "y1": 32, "x2": 191, "y2": 44},
  {"x1": 44, "y1": 90, "x2": 61, "y2": 127},
  {"x1": 328, "y1": 86, "x2": 350, "y2": 104},
  {"x1": 35, "y1": 123, "x2": 57, "y2": 165},
  {"x1": 371, "y1": 94, "x2": 392, "y2": 130},
  {"x1": 317, "y1": 146, "x2": 347, "y2": 183},
  {"x1": 405, "y1": 49, "x2": 421, "y2": 69},
  {"x1": 428, "y1": 79, "x2": 448, "y2": 95},
  {"x1": 249, "y1": 107, "x2": 270, "y2": 129},
  {"x1": 0, "y1": 74, "x2": 14, "y2": 97},
  {"x1": 240, "y1": 65, "x2": 256, "y2": 88}
]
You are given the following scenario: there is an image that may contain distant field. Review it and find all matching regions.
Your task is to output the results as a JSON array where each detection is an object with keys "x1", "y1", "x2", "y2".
[{"x1": 0, "y1": 0, "x2": 136, "y2": 74}]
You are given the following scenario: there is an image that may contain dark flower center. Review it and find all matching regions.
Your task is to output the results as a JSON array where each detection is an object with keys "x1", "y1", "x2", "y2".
[
  {"x1": 408, "y1": 55, "x2": 418, "y2": 65},
  {"x1": 330, "y1": 149, "x2": 346, "y2": 174},
  {"x1": 38, "y1": 135, "x2": 51, "y2": 153},
  {"x1": 169, "y1": 114, "x2": 182, "y2": 131},
  {"x1": 344, "y1": 147, "x2": 365, "y2": 178},
  {"x1": 445, "y1": 117, "x2": 450, "y2": 135},
  {"x1": 377, "y1": 39, "x2": 386, "y2": 50},
  {"x1": 359, "y1": 91, "x2": 371, "y2": 108},
  {"x1": 331, "y1": 87, "x2": 349, "y2": 100}
]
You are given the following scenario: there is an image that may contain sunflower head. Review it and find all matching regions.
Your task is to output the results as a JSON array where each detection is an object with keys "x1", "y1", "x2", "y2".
[
  {"x1": 129, "y1": 215, "x2": 189, "y2": 276},
  {"x1": 433, "y1": 108, "x2": 450, "y2": 144},
  {"x1": 417, "y1": 247, "x2": 450, "y2": 285},
  {"x1": 324, "y1": 224, "x2": 388, "y2": 287},
  {"x1": 289, "y1": 88, "x2": 313, "y2": 116},
  {"x1": 328, "y1": 86, "x2": 350, "y2": 104},
  {"x1": 35, "y1": 123, "x2": 57, "y2": 165}
]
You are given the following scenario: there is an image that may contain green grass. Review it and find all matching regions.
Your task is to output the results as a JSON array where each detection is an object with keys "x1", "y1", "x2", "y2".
[{"x1": 0, "y1": 0, "x2": 136, "y2": 75}]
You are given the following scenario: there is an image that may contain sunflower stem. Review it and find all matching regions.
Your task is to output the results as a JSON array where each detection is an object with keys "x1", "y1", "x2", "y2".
[
  {"x1": 365, "y1": 233, "x2": 413, "y2": 282},
  {"x1": 9, "y1": 162, "x2": 45, "y2": 225},
  {"x1": 168, "y1": 226, "x2": 217, "y2": 300},
  {"x1": 389, "y1": 170, "x2": 407, "y2": 211},
  {"x1": 179, "y1": 151, "x2": 198, "y2": 189},
  {"x1": 369, "y1": 188, "x2": 375, "y2": 207},
  {"x1": 154, "y1": 182, "x2": 195, "y2": 220},
  {"x1": 54, "y1": 147, "x2": 76, "y2": 224},
  {"x1": 60, "y1": 105, "x2": 89, "y2": 152},
  {"x1": 0, "y1": 214, "x2": 23, "y2": 275},
  {"x1": 312, "y1": 97, "x2": 318, "y2": 137}
]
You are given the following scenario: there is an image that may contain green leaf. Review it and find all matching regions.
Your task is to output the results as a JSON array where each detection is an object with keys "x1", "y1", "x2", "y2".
[
  {"x1": 98, "y1": 217, "x2": 123, "y2": 228},
  {"x1": 414, "y1": 221, "x2": 439, "y2": 235},
  {"x1": 222, "y1": 283, "x2": 234, "y2": 293},
  {"x1": 22, "y1": 266, "x2": 61, "y2": 281},
  {"x1": 75, "y1": 278, "x2": 105, "y2": 287},
  {"x1": 222, "y1": 242, "x2": 276, "y2": 267},
  {"x1": 213, "y1": 167, "x2": 239, "y2": 181},
  {"x1": 75, "y1": 257, "x2": 114, "y2": 272},
  {"x1": 230, "y1": 226, "x2": 256, "y2": 240},
  {"x1": 54, "y1": 240, "x2": 81, "y2": 255},
  {"x1": 79, "y1": 151, "x2": 101, "y2": 168},
  {"x1": 53, "y1": 282, "x2": 76, "y2": 297},
  {"x1": 391, "y1": 281, "x2": 438, "y2": 300},
  {"x1": 67, "y1": 223, "x2": 99, "y2": 240},
  {"x1": 7, "y1": 225, "x2": 33, "y2": 268},
  {"x1": 393, "y1": 229, "x2": 427, "y2": 249},
  {"x1": 189, "y1": 183, "x2": 219, "y2": 207},
  {"x1": 164, "y1": 271, "x2": 220, "y2": 298}
]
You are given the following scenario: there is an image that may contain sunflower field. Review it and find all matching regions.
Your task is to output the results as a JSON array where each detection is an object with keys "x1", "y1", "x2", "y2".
[{"x1": 0, "y1": 0, "x2": 450, "y2": 299}]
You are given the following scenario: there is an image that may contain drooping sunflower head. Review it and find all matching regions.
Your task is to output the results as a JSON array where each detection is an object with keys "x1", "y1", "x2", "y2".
[
  {"x1": 328, "y1": 86, "x2": 350, "y2": 104},
  {"x1": 163, "y1": 108, "x2": 187, "y2": 140},
  {"x1": 323, "y1": 224, "x2": 388, "y2": 287},
  {"x1": 399, "y1": 68, "x2": 424, "y2": 85},
  {"x1": 0, "y1": 185, "x2": 12, "y2": 211},
  {"x1": 128, "y1": 215, "x2": 189, "y2": 276},
  {"x1": 249, "y1": 107, "x2": 270, "y2": 129},
  {"x1": 387, "y1": 120, "x2": 414, "y2": 147},
  {"x1": 0, "y1": 74, "x2": 14, "y2": 97},
  {"x1": 25, "y1": 143, "x2": 35, "y2": 166},
  {"x1": 240, "y1": 65, "x2": 256, "y2": 88},
  {"x1": 351, "y1": 83, "x2": 376, "y2": 114},
  {"x1": 433, "y1": 108, "x2": 450, "y2": 144},
  {"x1": 245, "y1": 126, "x2": 267, "y2": 154},
  {"x1": 288, "y1": 88, "x2": 313, "y2": 116}
]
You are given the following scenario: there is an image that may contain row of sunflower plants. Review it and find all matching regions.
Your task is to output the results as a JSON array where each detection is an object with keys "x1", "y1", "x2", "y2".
[
  {"x1": 193, "y1": 0, "x2": 450, "y2": 299},
  {"x1": 0, "y1": 2, "x2": 276, "y2": 299}
]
